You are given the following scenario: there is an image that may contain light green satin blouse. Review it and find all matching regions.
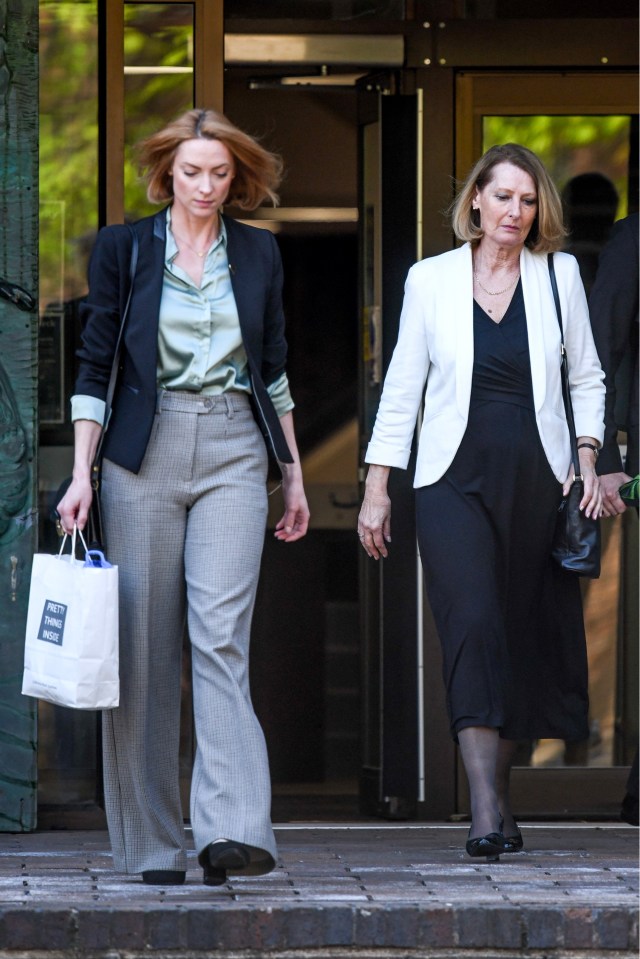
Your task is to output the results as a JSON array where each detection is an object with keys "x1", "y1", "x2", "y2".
[{"x1": 71, "y1": 208, "x2": 293, "y2": 426}]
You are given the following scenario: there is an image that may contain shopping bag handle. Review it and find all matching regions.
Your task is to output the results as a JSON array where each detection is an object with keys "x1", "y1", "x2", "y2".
[
  {"x1": 58, "y1": 525, "x2": 79, "y2": 558},
  {"x1": 83, "y1": 549, "x2": 112, "y2": 569},
  {"x1": 58, "y1": 525, "x2": 112, "y2": 567}
]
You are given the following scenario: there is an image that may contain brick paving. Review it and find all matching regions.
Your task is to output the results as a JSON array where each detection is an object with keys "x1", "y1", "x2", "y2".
[{"x1": 0, "y1": 823, "x2": 637, "y2": 957}]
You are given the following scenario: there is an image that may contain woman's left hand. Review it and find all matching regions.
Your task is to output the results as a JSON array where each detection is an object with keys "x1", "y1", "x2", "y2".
[
  {"x1": 562, "y1": 443, "x2": 602, "y2": 518},
  {"x1": 274, "y1": 468, "x2": 310, "y2": 542}
]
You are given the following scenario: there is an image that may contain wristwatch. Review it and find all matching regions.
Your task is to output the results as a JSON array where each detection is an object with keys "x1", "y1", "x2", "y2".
[{"x1": 577, "y1": 442, "x2": 599, "y2": 460}]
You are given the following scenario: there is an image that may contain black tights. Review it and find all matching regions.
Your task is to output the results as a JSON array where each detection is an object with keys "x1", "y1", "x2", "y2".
[{"x1": 458, "y1": 726, "x2": 518, "y2": 838}]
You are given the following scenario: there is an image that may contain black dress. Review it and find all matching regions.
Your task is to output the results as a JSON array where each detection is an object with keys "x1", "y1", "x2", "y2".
[{"x1": 415, "y1": 281, "x2": 589, "y2": 742}]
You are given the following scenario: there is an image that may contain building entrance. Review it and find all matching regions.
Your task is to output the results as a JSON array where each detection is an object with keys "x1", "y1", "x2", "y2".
[{"x1": 29, "y1": 5, "x2": 638, "y2": 829}]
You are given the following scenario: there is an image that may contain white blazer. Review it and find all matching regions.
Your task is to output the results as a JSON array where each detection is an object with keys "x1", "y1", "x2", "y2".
[{"x1": 365, "y1": 243, "x2": 605, "y2": 487}]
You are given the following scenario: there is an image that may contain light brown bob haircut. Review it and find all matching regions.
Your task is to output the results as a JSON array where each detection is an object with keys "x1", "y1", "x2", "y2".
[
  {"x1": 451, "y1": 143, "x2": 567, "y2": 253},
  {"x1": 136, "y1": 108, "x2": 283, "y2": 211}
]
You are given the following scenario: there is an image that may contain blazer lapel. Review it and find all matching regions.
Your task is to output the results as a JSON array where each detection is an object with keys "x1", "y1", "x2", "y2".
[
  {"x1": 124, "y1": 211, "x2": 165, "y2": 374},
  {"x1": 152, "y1": 209, "x2": 166, "y2": 242},
  {"x1": 454, "y1": 243, "x2": 475, "y2": 418},
  {"x1": 137, "y1": 209, "x2": 166, "y2": 349},
  {"x1": 223, "y1": 215, "x2": 253, "y2": 340},
  {"x1": 520, "y1": 247, "x2": 547, "y2": 413},
  {"x1": 150, "y1": 210, "x2": 167, "y2": 298}
]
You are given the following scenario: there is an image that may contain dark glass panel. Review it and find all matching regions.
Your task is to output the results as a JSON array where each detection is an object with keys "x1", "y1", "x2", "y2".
[{"x1": 225, "y1": 0, "x2": 405, "y2": 20}]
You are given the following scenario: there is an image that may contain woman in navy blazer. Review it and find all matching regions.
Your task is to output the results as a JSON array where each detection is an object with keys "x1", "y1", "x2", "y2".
[
  {"x1": 358, "y1": 144, "x2": 605, "y2": 859},
  {"x1": 72, "y1": 208, "x2": 296, "y2": 474},
  {"x1": 58, "y1": 110, "x2": 309, "y2": 887}
]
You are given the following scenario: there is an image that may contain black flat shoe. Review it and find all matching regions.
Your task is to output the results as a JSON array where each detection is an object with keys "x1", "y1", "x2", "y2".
[
  {"x1": 141, "y1": 869, "x2": 186, "y2": 885},
  {"x1": 202, "y1": 865, "x2": 227, "y2": 886},
  {"x1": 502, "y1": 827, "x2": 524, "y2": 852},
  {"x1": 498, "y1": 814, "x2": 523, "y2": 852},
  {"x1": 465, "y1": 832, "x2": 508, "y2": 861},
  {"x1": 198, "y1": 841, "x2": 250, "y2": 886}
]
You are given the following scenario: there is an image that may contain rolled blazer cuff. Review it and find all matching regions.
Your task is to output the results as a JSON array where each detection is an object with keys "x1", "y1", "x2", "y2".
[
  {"x1": 266, "y1": 370, "x2": 295, "y2": 418},
  {"x1": 71, "y1": 394, "x2": 106, "y2": 427},
  {"x1": 364, "y1": 442, "x2": 411, "y2": 470},
  {"x1": 572, "y1": 416, "x2": 605, "y2": 446}
]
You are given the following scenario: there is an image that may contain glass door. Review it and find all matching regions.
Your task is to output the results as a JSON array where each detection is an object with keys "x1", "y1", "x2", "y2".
[{"x1": 358, "y1": 76, "x2": 424, "y2": 819}]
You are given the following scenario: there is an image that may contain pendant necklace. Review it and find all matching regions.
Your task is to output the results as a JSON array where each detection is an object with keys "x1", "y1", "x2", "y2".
[
  {"x1": 172, "y1": 228, "x2": 217, "y2": 258},
  {"x1": 473, "y1": 269, "x2": 520, "y2": 297},
  {"x1": 473, "y1": 263, "x2": 520, "y2": 316}
]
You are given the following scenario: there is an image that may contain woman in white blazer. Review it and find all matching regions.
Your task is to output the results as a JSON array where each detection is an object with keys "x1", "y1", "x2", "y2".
[{"x1": 358, "y1": 144, "x2": 605, "y2": 860}]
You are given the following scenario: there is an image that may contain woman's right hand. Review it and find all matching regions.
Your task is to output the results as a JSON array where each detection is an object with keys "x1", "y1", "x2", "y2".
[
  {"x1": 357, "y1": 465, "x2": 392, "y2": 560},
  {"x1": 56, "y1": 419, "x2": 104, "y2": 534},
  {"x1": 56, "y1": 475, "x2": 94, "y2": 535}
]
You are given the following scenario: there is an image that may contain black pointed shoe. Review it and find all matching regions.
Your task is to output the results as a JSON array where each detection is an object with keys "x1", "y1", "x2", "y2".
[
  {"x1": 465, "y1": 831, "x2": 508, "y2": 861},
  {"x1": 198, "y1": 840, "x2": 250, "y2": 887},
  {"x1": 502, "y1": 826, "x2": 524, "y2": 852},
  {"x1": 498, "y1": 813, "x2": 524, "y2": 852},
  {"x1": 141, "y1": 870, "x2": 186, "y2": 885}
]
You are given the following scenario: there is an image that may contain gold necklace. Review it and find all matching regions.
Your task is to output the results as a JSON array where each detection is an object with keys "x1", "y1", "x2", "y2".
[
  {"x1": 473, "y1": 268, "x2": 520, "y2": 296},
  {"x1": 172, "y1": 229, "x2": 217, "y2": 258}
]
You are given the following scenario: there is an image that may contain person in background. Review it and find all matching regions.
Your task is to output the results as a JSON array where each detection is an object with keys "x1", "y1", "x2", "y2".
[
  {"x1": 588, "y1": 211, "x2": 639, "y2": 825},
  {"x1": 560, "y1": 175, "x2": 620, "y2": 766},
  {"x1": 358, "y1": 143, "x2": 605, "y2": 859},
  {"x1": 57, "y1": 109, "x2": 310, "y2": 886},
  {"x1": 562, "y1": 172, "x2": 619, "y2": 296}
]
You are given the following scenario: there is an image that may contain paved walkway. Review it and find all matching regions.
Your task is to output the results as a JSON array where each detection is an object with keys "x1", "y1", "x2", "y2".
[{"x1": 0, "y1": 823, "x2": 637, "y2": 957}]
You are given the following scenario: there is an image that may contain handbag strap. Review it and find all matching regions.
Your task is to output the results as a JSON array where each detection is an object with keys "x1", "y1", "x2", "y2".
[
  {"x1": 548, "y1": 252, "x2": 582, "y2": 481},
  {"x1": 92, "y1": 225, "x2": 139, "y2": 476}
]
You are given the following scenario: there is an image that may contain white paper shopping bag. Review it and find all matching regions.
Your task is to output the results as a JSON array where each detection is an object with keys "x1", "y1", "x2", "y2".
[{"x1": 22, "y1": 527, "x2": 119, "y2": 709}]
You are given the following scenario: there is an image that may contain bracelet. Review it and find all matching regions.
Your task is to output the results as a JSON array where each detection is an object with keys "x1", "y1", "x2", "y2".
[{"x1": 577, "y1": 443, "x2": 599, "y2": 459}]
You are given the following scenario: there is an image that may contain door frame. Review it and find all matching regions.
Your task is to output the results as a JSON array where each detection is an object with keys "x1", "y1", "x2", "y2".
[
  {"x1": 358, "y1": 80, "x2": 424, "y2": 820},
  {"x1": 455, "y1": 70, "x2": 639, "y2": 182},
  {"x1": 100, "y1": 0, "x2": 224, "y2": 226}
]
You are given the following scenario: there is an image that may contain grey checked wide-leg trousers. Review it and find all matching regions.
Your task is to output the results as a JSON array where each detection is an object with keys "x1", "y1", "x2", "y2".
[{"x1": 100, "y1": 390, "x2": 276, "y2": 876}]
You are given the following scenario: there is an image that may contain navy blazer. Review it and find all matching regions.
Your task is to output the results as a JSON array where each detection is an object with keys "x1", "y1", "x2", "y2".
[
  {"x1": 75, "y1": 209, "x2": 294, "y2": 473},
  {"x1": 589, "y1": 213, "x2": 639, "y2": 477}
]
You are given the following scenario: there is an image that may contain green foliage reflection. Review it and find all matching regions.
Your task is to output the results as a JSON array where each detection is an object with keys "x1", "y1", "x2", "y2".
[
  {"x1": 39, "y1": 2, "x2": 99, "y2": 304},
  {"x1": 124, "y1": 3, "x2": 195, "y2": 220},
  {"x1": 483, "y1": 115, "x2": 631, "y2": 218},
  {"x1": 39, "y1": 2, "x2": 195, "y2": 308}
]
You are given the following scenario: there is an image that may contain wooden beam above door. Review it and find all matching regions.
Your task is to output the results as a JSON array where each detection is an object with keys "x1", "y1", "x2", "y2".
[{"x1": 427, "y1": 18, "x2": 639, "y2": 69}]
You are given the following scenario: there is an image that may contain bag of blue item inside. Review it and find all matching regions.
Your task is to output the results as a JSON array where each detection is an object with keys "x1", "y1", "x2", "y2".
[{"x1": 22, "y1": 526, "x2": 119, "y2": 708}]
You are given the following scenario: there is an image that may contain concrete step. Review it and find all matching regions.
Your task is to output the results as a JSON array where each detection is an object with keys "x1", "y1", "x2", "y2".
[{"x1": 0, "y1": 823, "x2": 637, "y2": 957}]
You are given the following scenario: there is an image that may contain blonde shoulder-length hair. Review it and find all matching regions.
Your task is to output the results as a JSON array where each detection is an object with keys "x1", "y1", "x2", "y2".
[
  {"x1": 450, "y1": 143, "x2": 567, "y2": 254},
  {"x1": 136, "y1": 108, "x2": 283, "y2": 211}
]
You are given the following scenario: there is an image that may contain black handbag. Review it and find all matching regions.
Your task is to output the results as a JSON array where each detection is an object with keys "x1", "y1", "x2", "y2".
[
  {"x1": 548, "y1": 253, "x2": 601, "y2": 578},
  {"x1": 54, "y1": 225, "x2": 139, "y2": 551}
]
